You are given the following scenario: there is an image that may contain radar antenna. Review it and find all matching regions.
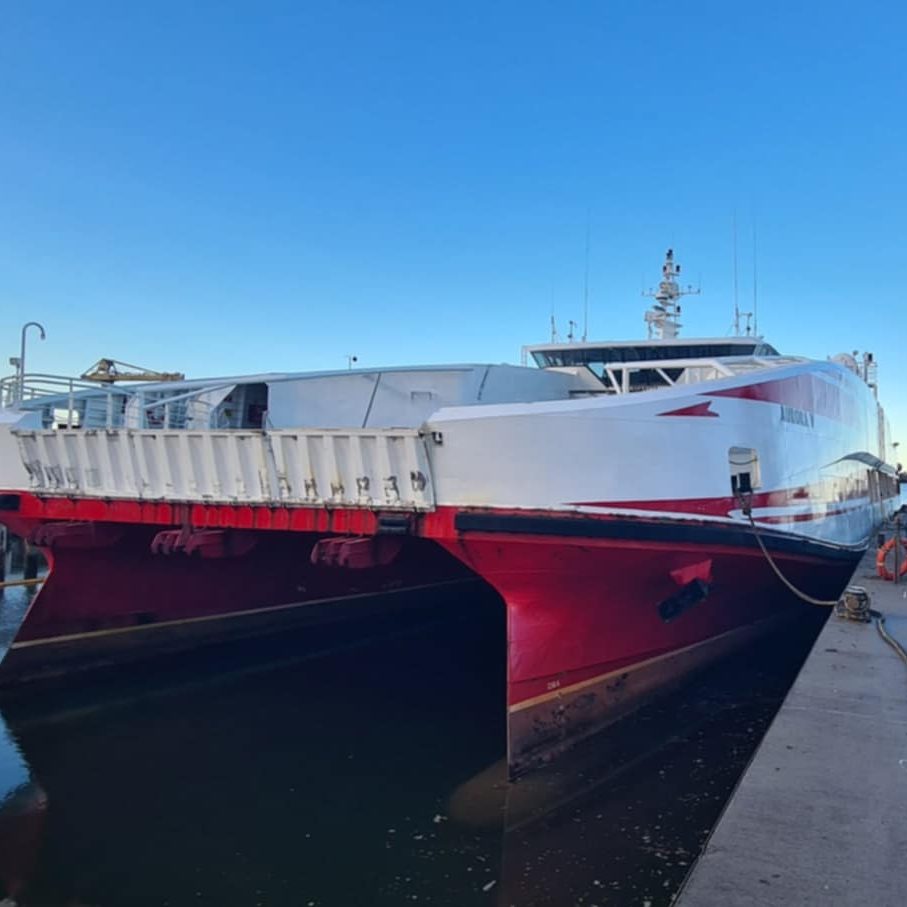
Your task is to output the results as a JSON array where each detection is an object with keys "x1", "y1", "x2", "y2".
[{"x1": 643, "y1": 249, "x2": 700, "y2": 340}]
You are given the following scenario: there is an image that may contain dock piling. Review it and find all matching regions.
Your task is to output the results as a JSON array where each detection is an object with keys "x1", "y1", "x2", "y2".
[{"x1": 23, "y1": 543, "x2": 39, "y2": 583}]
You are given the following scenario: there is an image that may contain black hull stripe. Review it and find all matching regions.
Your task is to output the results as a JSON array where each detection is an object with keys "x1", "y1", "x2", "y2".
[{"x1": 454, "y1": 512, "x2": 866, "y2": 564}]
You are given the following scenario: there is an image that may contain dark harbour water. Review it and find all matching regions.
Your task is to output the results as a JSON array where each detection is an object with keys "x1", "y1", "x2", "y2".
[{"x1": 0, "y1": 583, "x2": 827, "y2": 907}]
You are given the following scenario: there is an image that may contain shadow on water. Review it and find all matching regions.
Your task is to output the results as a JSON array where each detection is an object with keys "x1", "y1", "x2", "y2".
[{"x1": 0, "y1": 583, "x2": 827, "y2": 907}]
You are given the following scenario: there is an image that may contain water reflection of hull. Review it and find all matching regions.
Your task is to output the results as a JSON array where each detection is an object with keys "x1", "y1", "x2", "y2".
[
  {"x1": 0, "y1": 713, "x2": 47, "y2": 902},
  {"x1": 452, "y1": 612, "x2": 826, "y2": 907},
  {"x1": 0, "y1": 781, "x2": 47, "y2": 900},
  {"x1": 0, "y1": 599, "x2": 825, "y2": 906}
]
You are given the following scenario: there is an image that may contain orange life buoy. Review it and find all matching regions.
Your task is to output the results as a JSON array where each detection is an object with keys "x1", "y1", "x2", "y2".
[{"x1": 876, "y1": 537, "x2": 907, "y2": 581}]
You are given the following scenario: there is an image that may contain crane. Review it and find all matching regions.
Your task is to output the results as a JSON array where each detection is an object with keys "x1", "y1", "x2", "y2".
[{"x1": 80, "y1": 359, "x2": 185, "y2": 384}]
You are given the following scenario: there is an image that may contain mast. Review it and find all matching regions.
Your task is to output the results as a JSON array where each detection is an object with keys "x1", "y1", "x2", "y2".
[
  {"x1": 643, "y1": 249, "x2": 700, "y2": 340},
  {"x1": 582, "y1": 212, "x2": 591, "y2": 342}
]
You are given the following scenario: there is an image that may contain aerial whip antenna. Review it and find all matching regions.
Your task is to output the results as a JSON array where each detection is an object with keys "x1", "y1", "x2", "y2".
[
  {"x1": 752, "y1": 222, "x2": 759, "y2": 336},
  {"x1": 582, "y1": 211, "x2": 591, "y2": 341},
  {"x1": 732, "y1": 212, "x2": 740, "y2": 334},
  {"x1": 550, "y1": 283, "x2": 559, "y2": 343}
]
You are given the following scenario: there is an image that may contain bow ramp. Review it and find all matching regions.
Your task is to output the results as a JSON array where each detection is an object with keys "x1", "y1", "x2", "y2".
[
  {"x1": 15, "y1": 427, "x2": 435, "y2": 511},
  {"x1": 0, "y1": 426, "x2": 475, "y2": 694}
]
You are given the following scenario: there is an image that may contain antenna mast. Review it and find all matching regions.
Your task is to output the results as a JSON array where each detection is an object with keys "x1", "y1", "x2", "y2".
[
  {"x1": 733, "y1": 212, "x2": 740, "y2": 334},
  {"x1": 752, "y1": 222, "x2": 759, "y2": 336},
  {"x1": 729, "y1": 214, "x2": 755, "y2": 336},
  {"x1": 643, "y1": 249, "x2": 700, "y2": 340},
  {"x1": 582, "y1": 213, "x2": 591, "y2": 341}
]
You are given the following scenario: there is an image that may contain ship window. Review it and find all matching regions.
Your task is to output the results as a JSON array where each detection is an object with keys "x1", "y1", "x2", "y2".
[
  {"x1": 729, "y1": 447, "x2": 761, "y2": 495},
  {"x1": 529, "y1": 342, "x2": 777, "y2": 371},
  {"x1": 868, "y1": 469, "x2": 880, "y2": 504}
]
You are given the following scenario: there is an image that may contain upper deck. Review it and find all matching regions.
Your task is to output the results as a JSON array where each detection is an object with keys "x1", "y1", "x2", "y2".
[
  {"x1": 523, "y1": 338, "x2": 802, "y2": 395},
  {"x1": 525, "y1": 336, "x2": 780, "y2": 368},
  {"x1": 0, "y1": 250, "x2": 879, "y2": 430}
]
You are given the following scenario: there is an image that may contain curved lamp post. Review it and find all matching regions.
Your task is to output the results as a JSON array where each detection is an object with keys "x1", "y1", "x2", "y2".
[{"x1": 18, "y1": 322, "x2": 46, "y2": 405}]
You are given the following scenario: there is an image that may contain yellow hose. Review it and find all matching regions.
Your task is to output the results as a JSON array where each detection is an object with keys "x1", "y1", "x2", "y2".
[{"x1": 0, "y1": 577, "x2": 44, "y2": 590}]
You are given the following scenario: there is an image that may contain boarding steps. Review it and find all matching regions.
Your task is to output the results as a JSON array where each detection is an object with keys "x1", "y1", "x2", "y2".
[{"x1": 14, "y1": 428, "x2": 436, "y2": 511}]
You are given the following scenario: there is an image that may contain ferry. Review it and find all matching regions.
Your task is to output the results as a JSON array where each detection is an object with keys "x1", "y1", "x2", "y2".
[{"x1": 0, "y1": 250, "x2": 899, "y2": 775}]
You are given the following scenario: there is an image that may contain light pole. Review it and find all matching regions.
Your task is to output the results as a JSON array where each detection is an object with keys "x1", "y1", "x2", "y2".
[{"x1": 19, "y1": 321, "x2": 46, "y2": 405}]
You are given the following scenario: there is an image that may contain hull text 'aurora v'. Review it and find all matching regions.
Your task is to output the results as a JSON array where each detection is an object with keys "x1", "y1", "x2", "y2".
[{"x1": 0, "y1": 250, "x2": 898, "y2": 775}]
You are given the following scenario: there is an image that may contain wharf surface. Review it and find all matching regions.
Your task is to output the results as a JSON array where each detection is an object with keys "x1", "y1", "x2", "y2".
[{"x1": 676, "y1": 545, "x2": 907, "y2": 906}]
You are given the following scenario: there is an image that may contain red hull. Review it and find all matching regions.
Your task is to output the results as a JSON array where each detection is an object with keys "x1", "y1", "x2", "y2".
[
  {"x1": 434, "y1": 511, "x2": 861, "y2": 774},
  {"x1": 0, "y1": 513, "x2": 474, "y2": 685},
  {"x1": 0, "y1": 492, "x2": 864, "y2": 775},
  {"x1": 15, "y1": 526, "x2": 466, "y2": 642}
]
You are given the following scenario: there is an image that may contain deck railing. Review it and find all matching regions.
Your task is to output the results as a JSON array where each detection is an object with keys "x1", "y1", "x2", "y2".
[
  {"x1": 598, "y1": 356, "x2": 808, "y2": 394},
  {"x1": 1, "y1": 372, "x2": 225, "y2": 431}
]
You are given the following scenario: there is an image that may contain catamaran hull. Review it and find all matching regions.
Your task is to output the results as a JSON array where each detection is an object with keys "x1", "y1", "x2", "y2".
[
  {"x1": 432, "y1": 511, "x2": 862, "y2": 774},
  {"x1": 0, "y1": 498, "x2": 866, "y2": 776},
  {"x1": 0, "y1": 515, "x2": 476, "y2": 686}
]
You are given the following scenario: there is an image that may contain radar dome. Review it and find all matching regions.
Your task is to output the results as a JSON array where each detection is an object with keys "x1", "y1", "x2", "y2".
[{"x1": 830, "y1": 353, "x2": 859, "y2": 374}]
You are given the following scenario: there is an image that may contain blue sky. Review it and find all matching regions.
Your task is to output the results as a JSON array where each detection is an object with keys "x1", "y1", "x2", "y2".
[{"x1": 1, "y1": 1, "x2": 905, "y2": 440}]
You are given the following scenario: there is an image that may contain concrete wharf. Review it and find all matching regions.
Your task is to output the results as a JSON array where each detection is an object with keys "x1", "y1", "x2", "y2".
[{"x1": 676, "y1": 545, "x2": 907, "y2": 907}]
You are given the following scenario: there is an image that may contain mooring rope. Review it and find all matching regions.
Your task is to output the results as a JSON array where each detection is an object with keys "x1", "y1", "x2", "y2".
[
  {"x1": 744, "y1": 510, "x2": 839, "y2": 607},
  {"x1": 741, "y1": 503, "x2": 907, "y2": 668},
  {"x1": 875, "y1": 613, "x2": 907, "y2": 667}
]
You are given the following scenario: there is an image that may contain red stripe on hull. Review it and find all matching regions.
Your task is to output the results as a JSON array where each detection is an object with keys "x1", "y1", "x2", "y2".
[
  {"x1": 705, "y1": 369, "x2": 858, "y2": 424},
  {"x1": 568, "y1": 486, "x2": 814, "y2": 517},
  {"x1": 658, "y1": 401, "x2": 719, "y2": 418},
  {"x1": 3, "y1": 495, "x2": 384, "y2": 536}
]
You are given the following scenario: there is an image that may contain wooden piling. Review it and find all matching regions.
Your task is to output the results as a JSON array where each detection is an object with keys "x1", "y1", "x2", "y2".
[{"x1": 23, "y1": 544, "x2": 40, "y2": 582}]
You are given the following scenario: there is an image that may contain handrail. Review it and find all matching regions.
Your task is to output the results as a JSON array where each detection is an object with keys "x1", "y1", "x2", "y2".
[
  {"x1": 0, "y1": 372, "x2": 137, "y2": 403},
  {"x1": 0, "y1": 372, "x2": 226, "y2": 430},
  {"x1": 136, "y1": 383, "x2": 234, "y2": 411},
  {"x1": 0, "y1": 370, "x2": 237, "y2": 429},
  {"x1": 0, "y1": 372, "x2": 137, "y2": 428}
]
